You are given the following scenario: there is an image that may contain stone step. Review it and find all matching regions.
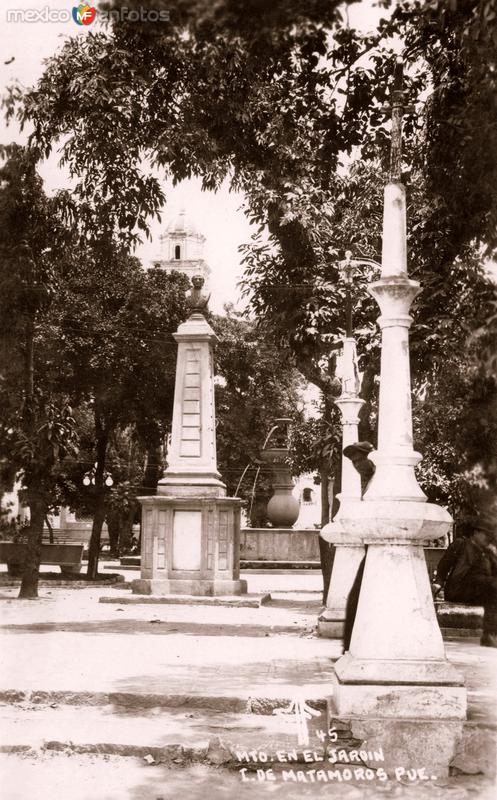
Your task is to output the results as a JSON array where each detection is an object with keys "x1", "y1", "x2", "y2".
[
  {"x1": 0, "y1": 702, "x2": 329, "y2": 764},
  {"x1": 0, "y1": 689, "x2": 329, "y2": 715},
  {"x1": 1, "y1": 702, "x2": 494, "y2": 780},
  {"x1": 6, "y1": 754, "x2": 495, "y2": 800},
  {"x1": 99, "y1": 593, "x2": 271, "y2": 608}
]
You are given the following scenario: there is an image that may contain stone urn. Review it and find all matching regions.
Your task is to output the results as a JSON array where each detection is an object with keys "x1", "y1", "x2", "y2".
[{"x1": 260, "y1": 447, "x2": 299, "y2": 528}]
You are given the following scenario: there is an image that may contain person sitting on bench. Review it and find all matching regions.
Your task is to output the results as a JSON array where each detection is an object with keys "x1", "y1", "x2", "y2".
[{"x1": 432, "y1": 513, "x2": 497, "y2": 648}]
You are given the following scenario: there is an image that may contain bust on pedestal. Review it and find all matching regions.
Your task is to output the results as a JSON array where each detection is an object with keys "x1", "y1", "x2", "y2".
[{"x1": 132, "y1": 276, "x2": 247, "y2": 596}]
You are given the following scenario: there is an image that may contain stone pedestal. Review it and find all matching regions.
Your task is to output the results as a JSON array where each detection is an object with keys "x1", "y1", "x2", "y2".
[
  {"x1": 133, "y1": 302, "x2": 247, "y2": 596},
  {"x1": 132, "y1": 496, "x2": 246, "y2": 596}
]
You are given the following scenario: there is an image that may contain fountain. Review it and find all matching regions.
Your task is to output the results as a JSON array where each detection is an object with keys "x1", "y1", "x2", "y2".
[
  {"x1": 260, "y1": 418, "x2": 300, "y2": 528},
  {"x1": 239, "y1": 419, "x2": 321, "y2": 566}
]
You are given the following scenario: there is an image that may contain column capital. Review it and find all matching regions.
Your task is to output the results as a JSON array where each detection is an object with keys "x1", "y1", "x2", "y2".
[
  {"x1": 368, "y1": 276, "x2": 421, "y2": 317},
  {"x1": 334, "y1": 396, "x2": 365, "y2": 424}
]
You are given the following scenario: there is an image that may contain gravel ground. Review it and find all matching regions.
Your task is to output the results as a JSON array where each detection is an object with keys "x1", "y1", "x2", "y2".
[{"x1": 1, "y1": 752, "x2": 496, "y2": 800}]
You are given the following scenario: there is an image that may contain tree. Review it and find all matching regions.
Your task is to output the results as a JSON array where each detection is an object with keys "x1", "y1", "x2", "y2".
[
  {"x1": 0, "y1": 144, "x2": 78, "y2": 597},
  {"x1": 5, "y1": 0, "x2": 496, "y2": 539},
  {"x1": 213, "y1": 311, "x2": 305, "y2": 521},
  {"x1": 51, "y1": 255, "x2": 189, "y2": 577}
]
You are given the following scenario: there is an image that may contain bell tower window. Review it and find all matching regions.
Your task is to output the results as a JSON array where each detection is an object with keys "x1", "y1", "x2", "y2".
[
  {"x1": 302, "y1": 487, "x2": 313, "y2": 503},
  {"x1": 175, "y1": 244, "x2": 181, "y2": 260}
]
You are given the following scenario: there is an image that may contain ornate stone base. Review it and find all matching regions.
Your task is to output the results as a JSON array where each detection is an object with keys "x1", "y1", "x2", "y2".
[
  {"x1": 327, "y1": 695, "x2": 465, "y2": 777},
  {"x1": 135, "y1": 495, "x2": 246, "y2": 596},
  {"x1": 333, "y1": 682, "x2": 466, "y2": 720}
]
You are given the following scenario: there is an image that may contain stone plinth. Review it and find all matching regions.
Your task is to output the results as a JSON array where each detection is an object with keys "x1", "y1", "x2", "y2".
[
  {"x1": 132, "y1": 496, "x2": 247, "y2": 596},
  {"x1": 240, "y1": 527, "x2": 320, "y2": 562},
  {"x1": 328, "y1": 697, "x2": 465, "y2": 778}
]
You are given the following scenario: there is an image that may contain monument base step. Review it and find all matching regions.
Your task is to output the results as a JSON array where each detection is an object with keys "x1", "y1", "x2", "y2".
[
  {"x1": 131, "y1": 577, "x2": 248, "y2": 596},
  {"x1": 100, "y1": 593, "x2": 271, "y2": 608},
  {"x1": 241, "y1": 560, "x2": 320, "y2": 569}
]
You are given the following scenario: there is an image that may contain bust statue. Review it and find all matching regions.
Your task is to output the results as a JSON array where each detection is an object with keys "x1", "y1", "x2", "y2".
[{"x1": 186, "y1": 274, "x2": 210, "y2": 314}]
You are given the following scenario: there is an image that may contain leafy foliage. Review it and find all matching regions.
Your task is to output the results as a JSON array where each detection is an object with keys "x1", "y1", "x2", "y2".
[
  {"x1": 3, "y1": 0, "x2": 496, "y2": 528},
  {"x1": 213, "y1": 311, "x2": 305, "y2": 523}
]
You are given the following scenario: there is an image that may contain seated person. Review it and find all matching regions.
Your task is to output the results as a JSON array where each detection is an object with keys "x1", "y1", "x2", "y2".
[{"x1": 432, "y1": 515, "x2": 497, "y2": 647}]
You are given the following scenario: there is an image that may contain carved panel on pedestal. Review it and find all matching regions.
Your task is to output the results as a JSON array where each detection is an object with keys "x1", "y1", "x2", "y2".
[
  {"x1": 157, "y1": 510, "x2": 167, "y2": 570},
  {"x1": 218, "y1": 509, "x2": 229, "y2": 570},
  {"x1": 180, "y1": 347, "x2": 201, "y2": 458},
  {"x1": 142, "y1": 508, "x2": 153, "y2": 571},
  {"x1": 172, "y1": 509, "x2": 202, "y2": 570},
  {"x1": 206, "y1": 505, "x2": 215, "y2": 571}
]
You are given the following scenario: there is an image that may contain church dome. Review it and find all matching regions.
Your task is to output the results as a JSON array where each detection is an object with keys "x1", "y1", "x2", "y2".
[{"x1": 166, "y1": 208, "x2": 199, "y2": 236}]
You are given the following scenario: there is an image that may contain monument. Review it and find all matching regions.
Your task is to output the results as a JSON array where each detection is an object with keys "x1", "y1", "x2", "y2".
[
  {"x1": 329, "y1": 59, "x2": 466, "y2": 771},
  {"x1": 318, "y1": 334, "x2": 366, "y2": 638},
  {"x1": 132, "y1": 276, "x2": 247, "y2": 596}
]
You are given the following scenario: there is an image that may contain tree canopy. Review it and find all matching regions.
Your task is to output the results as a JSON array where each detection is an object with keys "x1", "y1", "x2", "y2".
[{"x1": 2, "y1": 0, "x2": 496, "y2": 527}]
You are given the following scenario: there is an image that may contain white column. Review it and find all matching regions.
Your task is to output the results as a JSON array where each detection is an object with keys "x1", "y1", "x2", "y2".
[
  {"x1": 333, "y1": 182, "x2": 465, "y2": 719},
  {"x1": 318, "y1": 339, "x2": 365, "y2": 638}
]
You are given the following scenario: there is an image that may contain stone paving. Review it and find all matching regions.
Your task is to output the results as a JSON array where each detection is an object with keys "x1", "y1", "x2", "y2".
[{"x1": 0, "y1": 566, "x2": 496, "y2": 799}]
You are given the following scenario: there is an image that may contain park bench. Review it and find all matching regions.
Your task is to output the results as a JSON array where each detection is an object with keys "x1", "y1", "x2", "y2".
[{"x1": 0, "y1": 541, "x2": 84, "y2": 577}]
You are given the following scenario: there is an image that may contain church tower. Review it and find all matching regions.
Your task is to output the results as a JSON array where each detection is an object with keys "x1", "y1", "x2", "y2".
[{"x1": 152, "y1": 209, "x2": 211, "y2": 284}]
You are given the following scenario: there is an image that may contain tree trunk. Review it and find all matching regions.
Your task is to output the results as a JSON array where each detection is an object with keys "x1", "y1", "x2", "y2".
[
  {"x1": 86, "y1": 413, "x2": 109, "y2": 579},
  {"x1": 87, "y1": 494, "x2": 106, "y2": 579},
  {"x1": 18, "y1": 304, "x2": 44, "y2": 599},
  {"x1": 18, "y1": 491, "x2": 46, "y2": 599}
]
